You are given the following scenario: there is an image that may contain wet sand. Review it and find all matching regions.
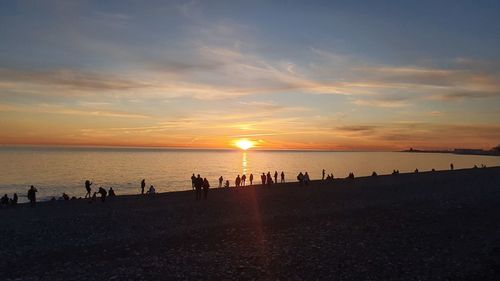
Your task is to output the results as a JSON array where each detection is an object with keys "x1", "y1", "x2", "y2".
[{"x1": 1, "y1": 167, "x2": 500, "y2": 280}]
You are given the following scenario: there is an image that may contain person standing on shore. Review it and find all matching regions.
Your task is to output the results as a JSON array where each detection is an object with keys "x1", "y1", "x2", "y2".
[
  {"x1": 27, "y1": 185, "x2": 37, "y2": 207},
  {"x1": 267, "y1": 172, "x2": 272, "y2": 186},
  {"x1": 241, "y1": 174, "x2": 246, "y2": 186},
  {"x1": 84, "y1": 180, "x2": 93, "y2": 198},
  {"x1": 141, "y1": 179, "x2": 146, "y2": 195},
  {"x1": 219, "y1": 176, "x2": 223, "y2": 188},
  {"x1": 195, "y1": 174, "x2": 203, "y2": 200},
  {"x1": 274, "y1": 171, "x2": 278, "y2": 184},
  {"x1": 203, "y1": 178, "x2": 210, "y2": 199},
  {"x1": 281, "y1": 171, "x2": 285, "y2": 183},
  {"x1": 322, "y1": 169, "x2": 325, "y2": 180},
  {"x1": 235, "y1": 175, "x2": 241, "y2": 187},
  {"x1": 450, "y1": 163, "x2": 454, "y2": 170},
  {"x1": 261, "y1": 173, "x2": 266, "y2": 185},
  {"x1": 191, "y1": 174, "x2": 196, "y2": 190},
  {"x1": 249, "y1": 173, "x2": 254, "y2": 185}
]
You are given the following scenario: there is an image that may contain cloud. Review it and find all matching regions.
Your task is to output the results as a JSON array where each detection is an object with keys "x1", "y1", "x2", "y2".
[{"x1": 0, "y1": 103, "x2": 150, "y2": 119}]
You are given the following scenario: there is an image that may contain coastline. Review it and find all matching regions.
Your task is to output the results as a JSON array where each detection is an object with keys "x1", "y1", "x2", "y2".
[{"x1": 1, "y1": 166, "x2": 499, "y2": 280}]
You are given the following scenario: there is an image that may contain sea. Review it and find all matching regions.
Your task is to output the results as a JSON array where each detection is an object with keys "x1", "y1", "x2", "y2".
[{"x1": 1, "y1": 146, "x2": 499, "y2": 202}]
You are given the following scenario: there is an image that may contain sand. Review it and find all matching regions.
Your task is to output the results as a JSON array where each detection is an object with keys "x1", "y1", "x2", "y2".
[{"x1": 1, "y1": 167, "x2": 499, "y2": 280}]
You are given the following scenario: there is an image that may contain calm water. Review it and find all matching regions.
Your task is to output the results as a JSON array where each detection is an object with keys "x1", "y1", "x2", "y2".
[{"x1": 1, "y1": 146, "x2": 499, "y2": 202}]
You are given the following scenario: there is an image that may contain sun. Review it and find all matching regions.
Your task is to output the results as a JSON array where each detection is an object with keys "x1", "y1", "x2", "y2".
[{"x1": 234, "y1": 139, "x2": 254, "y2": 150}]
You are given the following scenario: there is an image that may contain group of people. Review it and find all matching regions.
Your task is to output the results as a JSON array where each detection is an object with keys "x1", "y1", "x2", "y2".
[
  {"x1": 297, "y1": 172, "x2": 311, "y2": 186},
  {"x1": 1, "y1": 193, "x2": 18, "y2": 207},
  {"x1": 84, "y1": 180, "x2": 117, "y2": 203},
  {"x1": 191, "y1": 174, "x2": 210, "y2": 200}
]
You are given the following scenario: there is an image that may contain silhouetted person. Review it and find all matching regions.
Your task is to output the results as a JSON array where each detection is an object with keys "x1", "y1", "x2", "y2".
[
  {"x1": 203, "y1": 178, "x2": 210, "y2": 199},
  {"x1": 141, "y1": 179, "x2": 146, "y2": 195},
  {"x1": 348, "y1": 173, "x2": 354, "y2": 180},
  {"x1": 224, "y1": 180, "x2": 230, "y2": 188},
  {"x1": 108, "y1": 187, "x2": 116, "y2": 198},
  {"x1": 281, "y1": 171, "x2": 285, "y2": 183},
  {"x1": 473, "y1": 165, "x2": 478, "y2": 169},
  {"x1": 241, "y1": 174, "x2": 246, "y2": 186},
  {"x1": 330, "y1": 173, "x2": 334, "y2": 181},
  {"x1": 148, "y1": 185, "x2": 156, "y2": 195},
  {"x1": 62, "y1": 193, "x2": 69, "y2": 201},
  {"x1": 304, "y1": 172, "x2": 310, "y2": 186},
  {"x1": 235, "y1": 175, "x2": 241, "y2": 187},
  {"x1": 85, "y1": 180, "x2": 93, "y2": 198},
  {"x1": 322, "y1": 169, "x2": 326, "y2": 180},
  {"x1": 274, "y1": 171, "x2": 278, "y2": 184},
  {"x1": 27, "y1": 185, "x2": 37, "y2": 207},
  {"x1": 371, "y1": 171, "x2": 378, "y2": 177},
  {"x1": 297, "y1": 172, "x2": 304, "y2": 185},
  {"x1": 450, "y1": 163, "x2": 454, "y2": 170},
  {"x1": 1, "y1": 194, "x2": 8, "y2": 205},
  {"x1": 191, "y1": 174, "x2": 196, "y2": 190},
  {"x1": 195, "y1": 174, "x2": 203, "y2": 200},
  {"x1": 249, "y1": 173, "x2": 254, "y2": 185},
  {"x1": 11, "y1": 193, "x2": 18, "y2": 206},
  {"x1": 219, "y1": 176, "x2": 223, "y2": 188},
  {"x1": 98, "y1": 187, "x2": 107, "y2": 202},
  {"x1": 414, "y1": 168, "x2": 419, "y2": 173},
  {"x1": 261, "y1": 173, "x2": 266, "y2": 185},
  {"x1": 266, "y1": 172, "x2": 272, "y2": 186}
]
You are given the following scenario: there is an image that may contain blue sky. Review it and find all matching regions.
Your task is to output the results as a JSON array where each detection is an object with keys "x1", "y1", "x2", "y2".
[{"x1": 1, "y1": 0, "x2": 499, "y2": 149}]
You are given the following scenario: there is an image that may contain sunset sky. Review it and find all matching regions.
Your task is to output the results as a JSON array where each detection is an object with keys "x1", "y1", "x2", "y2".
[{"x1": 1, "y1": 0, "x2": 499, "y2": 150}]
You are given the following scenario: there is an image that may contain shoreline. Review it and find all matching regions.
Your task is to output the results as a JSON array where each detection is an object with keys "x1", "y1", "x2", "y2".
[
  {"x1": 1, "y1": 166, "x2": 499, "y2": 280},
  {"x1": 6, "y1": 166, "x2": 499, "y2": 205}
]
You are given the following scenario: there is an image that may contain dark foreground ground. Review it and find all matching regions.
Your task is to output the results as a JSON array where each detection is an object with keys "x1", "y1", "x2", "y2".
[{"x1": 1, "y1": 167, "x2": 500, "y2": 281}]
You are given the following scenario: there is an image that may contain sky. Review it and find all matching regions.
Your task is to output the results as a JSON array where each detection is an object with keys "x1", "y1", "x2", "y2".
[{"x1": 0, "y1": 0, "x2": 499, "y2": 150}]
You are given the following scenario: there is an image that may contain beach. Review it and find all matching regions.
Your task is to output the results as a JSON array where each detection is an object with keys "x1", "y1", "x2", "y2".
[{"x1": 1, "y1": 167, "x2": 499, "y2": 280}]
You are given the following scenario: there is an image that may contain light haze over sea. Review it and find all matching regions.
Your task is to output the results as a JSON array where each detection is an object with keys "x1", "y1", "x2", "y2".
[{"x1": 1, "y1": 146, "x2": 499, "y2": 202}]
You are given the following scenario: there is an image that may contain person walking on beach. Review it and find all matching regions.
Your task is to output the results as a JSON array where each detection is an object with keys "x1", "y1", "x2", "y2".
[
  {"x1": 84, "y1": 180, "x2": 93, "y2": 198},
  {"x1": 241, "y1": 174, "x2": 246, "y2": 186},
  {"x1": 203, "y1": 178, "x2": 210, "y2": 199},
  {"x1": 450, "y1": 163, "x2": 454, "y2": 170},
  {"x1": 27, "y1": 185, "x2": 37, "y2": 207},
  {"x1": 322, "y1": 169, "x2": 326, "y2": 180},
  {"x1": 108, "y1": 187, "x2": 116, "y2": 198},
  {"x1": 261, "y1": 173, "x2": 266, "y2": 185},
  {"x1": 195, "y1": 174, "x2": 203, "y2": 200},
  {"x1": 274, "y1": 171, "x2": 278, "y2": 184},
  {"x1": 191, "y1": 174, "x2": 197, "y2": 190},
  {"x1": 249, "y1": 173, "x2": 254, "y2": 185},
  {"x1": 141, "y1": 179, "x2": 146, "y2": 195},
  {"x1": 281, "y1": 171, "x2": 285, "y2": 183},
  {"x1": 219, "y1": 176, "x2": 223, "y2": 188}
]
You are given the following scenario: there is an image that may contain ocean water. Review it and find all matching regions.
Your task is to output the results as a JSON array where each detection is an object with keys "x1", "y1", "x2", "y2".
[{"x1": 1, "y1": 146, "x2": 499, "y2": 202}]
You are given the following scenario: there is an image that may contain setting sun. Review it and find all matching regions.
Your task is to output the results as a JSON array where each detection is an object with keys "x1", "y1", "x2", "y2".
[{"x1": 234, "y1": 139, "x2": 254, "y2": 150}]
